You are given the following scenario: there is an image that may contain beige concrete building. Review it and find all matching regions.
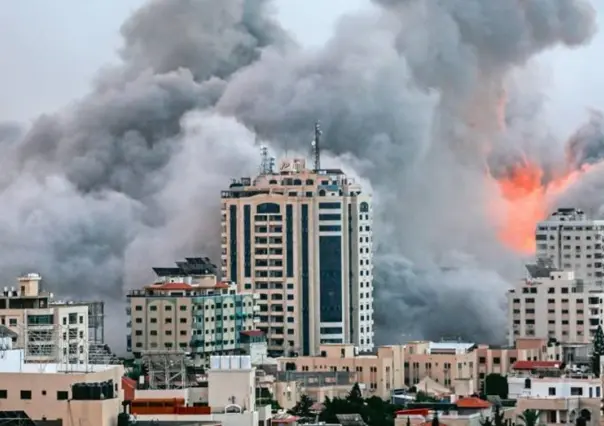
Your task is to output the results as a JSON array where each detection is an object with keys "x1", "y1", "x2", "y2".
[
  {"x1": 278, "y1": 339, "x2": 565, "y2": 401},
  {"x1": 0, "y1": 337, "x2": 124, "y2": 426},
  {"x1": 0, "y1": 273, "x2": 89, "y2": 364},
  {"x1": 277, "y1": 343, "x2": 404, "y2": 399},
  {"x1": 221, "y1": 155, "x2": 374, "y2": 356},
  {"x1": 507, "y1": 262, "x2": 604, "y2": 345},
  {"x1": 127, "y1": 257, "x2": 260, "y2": 364}
]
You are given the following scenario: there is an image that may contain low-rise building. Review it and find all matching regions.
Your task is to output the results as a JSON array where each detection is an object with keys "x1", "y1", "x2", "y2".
[
  {"x1": 509, "y1": 360, "x2": 601, "y2": 425},
  {"x1": 127, "y1": 257, "x2": 261, "y2": 365},
  {"x1": 277, "y1": 339, "x2": 567, "y2": 401},
  {"x1": 127, "y1": 355, "x2": 273, "y2": 426},
  {"x1": 277, "y1": 343, "x2": 405, "y2": 399},
  {"x1": 0, "y1": 336, "x2": 124, "y2": 426}
]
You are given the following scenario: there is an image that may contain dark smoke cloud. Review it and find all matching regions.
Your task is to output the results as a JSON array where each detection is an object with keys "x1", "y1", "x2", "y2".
[{"x1": 0, "y1": 0, "x2": 598, "y2": 351}]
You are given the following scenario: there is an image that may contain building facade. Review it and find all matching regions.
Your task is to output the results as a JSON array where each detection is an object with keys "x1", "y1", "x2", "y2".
[
  {"x1": 127, "y1": 257, "x2": 260, "y2": 363},
  {"x1": 507, "y1": 263, "x2": 604, "y2": 345},
  {"x1": 536, "y1": 208, "x2": 604, "y2": 284},
  {"x1": 277, "y1": 339, "x2": 564, "y2": 400},
  {"x1": 0, "y1": 337, "x2": 124, "y2": 426},
  {"x1": 509, "y1": 361, "x2": 601, "y2": 426},
  {"x1": 0, "y1": 273, "x2": 89, "y2": 364},
  {"x1": 221, "y1": 157, "x2": 374, "y2": 356}
]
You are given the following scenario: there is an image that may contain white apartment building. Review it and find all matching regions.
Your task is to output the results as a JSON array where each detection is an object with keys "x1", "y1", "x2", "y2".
[
  {"x1": 507, "y1": 263, "x2": 604, "y2": 345},
  {"x1": 0, "y1": 273, "x2": 89, "y2": 364},
  {"x1": 508, "y1": 362, "x2": 601, "y2": 426},
  {"x1": 536, "y1": 208, "x2": 604, "y2": 284},
  {"x1": 221, "y1": 156, "x2": 374, "y2": 356}
]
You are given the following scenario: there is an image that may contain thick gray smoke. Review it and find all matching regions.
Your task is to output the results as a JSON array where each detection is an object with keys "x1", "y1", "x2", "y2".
[{"x1": 0, "y1": 0, "x2": 598, "y2": 351}]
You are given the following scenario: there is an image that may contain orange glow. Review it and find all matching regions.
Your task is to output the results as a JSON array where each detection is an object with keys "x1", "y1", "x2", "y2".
[{"x1": 494, "y1": 161, "x2": 592, "y2": 254}]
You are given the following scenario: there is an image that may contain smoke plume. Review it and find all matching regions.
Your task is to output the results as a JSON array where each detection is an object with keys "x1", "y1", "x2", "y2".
[{"x1": 0, "y1": 0, "x2": 600, "y2": 350}]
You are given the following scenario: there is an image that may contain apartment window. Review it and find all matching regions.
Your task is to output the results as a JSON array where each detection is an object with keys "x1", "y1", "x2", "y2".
[
  {"x1": 0, "y1": 390, "x2": 6, "y2": 399},
  {"x1": 135, "y1": 306, "x2": 143, "y2": 311},
  {"x1": 180, "y1": 305, "x2": 187, "y2": 311},
  {"x1": 165, "y1": 305, "x2": 172, "y2": 311},
  {"x1": 57, "y1": 391, "x2": 68, "y2": 400},
  {"x1": 9, "y1": 319, "x2": 17, "y2": 327},
  {"x1": 68, "y1": 313, "x2": 77, "y2": 324},
  {"x1": 548, "y1": 387, "x2": 556, "y2": 396},
  {"x1": 150, "y1": 306, "x2": 157, "y2": 311},
  {"x1": 479, "y1": 357, "x2": 486, "y2": 364},
  {"x1": 571, "y1": 387, "x2": 583, "y2": 396},
  {"x1": 20, "y1": 390, "x2": 32, "y2": 400},
  {"x1": 179, "y1": 318, "x2": 187, "y2": 323},
  {"x1": 493, "y1": 357, "x2": 501, "y2": 365},
  {"x1": 79, "y1": 316, "x2": 84, "y2": 324}
]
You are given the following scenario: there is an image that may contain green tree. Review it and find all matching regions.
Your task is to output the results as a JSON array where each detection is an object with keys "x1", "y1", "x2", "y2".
[
  {"x1": 493, "y1": 405, "x2": 506, "y2": 426},
  {"x1": 518, "y1": 409, "x2": 540, "y2": 426},
  {"x1": 591, "y1": 325, "x2": 604, "y2": 376},
  {"x1": 415, "y1": 391, "x2": 438, "y2": 402},
  {"x1": 256, "y1": 387, "x2": 282, "y2": 411},
  {"x1": 347, "y1": 383, "x2": 364, "y2": 405},
  {"x1": 289, "y1": 394, "x2": 314, "y2": 423},
  {"x1": 485, "y1": 374, "x2": 509, "y2": 399}
]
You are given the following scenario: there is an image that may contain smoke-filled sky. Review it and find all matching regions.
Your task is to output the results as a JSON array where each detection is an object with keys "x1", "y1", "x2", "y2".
[{"x1": 1, "y1": 0, "x2": 604, "y2": 352}]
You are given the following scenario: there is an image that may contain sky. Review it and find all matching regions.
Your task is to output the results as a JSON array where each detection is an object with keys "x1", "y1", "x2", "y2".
[
  {"x1": 0, "y1": 0, "x2": 370, "y2": 123},
  {"x1": 0, "y1": 0, "x2": 602, "y2": 144}
]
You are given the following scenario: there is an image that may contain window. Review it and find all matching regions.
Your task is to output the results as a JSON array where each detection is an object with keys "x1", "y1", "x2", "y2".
[
  {"x1": 548, "y1": 387, "x2": 556, "y2": 396},
  {"x1": 0, "y1": 390, "x2": 6, "y2": 399},
  {"x1": 571, "y1": 387, "x2": 583, "y2": 396},
  {"x1": 20, "y1": 390, "x2": 32, "y2": 400},
  {"x1": 57, "y1": 391, "x2": 68, "y2": 400}
]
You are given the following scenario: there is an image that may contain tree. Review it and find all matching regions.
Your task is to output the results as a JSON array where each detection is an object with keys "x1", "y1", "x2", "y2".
[
  {"x1": 493, "y1": 405, "x2": 506, "y2": 426},
  {"x1": 485, "y1": 374, "x2": 509, "y2": 399},
  {"x1": 518, "y1": 409, "x2": 540, "y2": 426},
  {"x1": 347, "y1": 383, "x2": 364, "y2": 405},
  {"x1": 289, "y1": 394, "x2": 314, "y2": 423},
  {"x1": 407, "y1": 417, "x2": 412, "y2": 426},
  {"x1": 591, "y1": 325, "x2": 604, "y2": 376},
  {"x1": 256, "y1": 387, "x2": 282, "y2": 411},
  {"x1": 415, "y1": 391, "x2": 438, "y2": 402}
]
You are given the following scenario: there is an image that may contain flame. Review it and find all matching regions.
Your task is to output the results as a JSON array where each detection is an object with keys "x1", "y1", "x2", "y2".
[{"x1": 494, "y1": 161, "x2": 592, "y2": 254}]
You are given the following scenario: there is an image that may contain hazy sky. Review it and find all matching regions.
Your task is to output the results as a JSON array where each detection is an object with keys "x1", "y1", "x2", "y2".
[
  {"x1": 0, "y1": 0, "x2": 369, "y2": 123},
  {"x1": 0, "y1": 0, "x2": 602, "y2": 132}
]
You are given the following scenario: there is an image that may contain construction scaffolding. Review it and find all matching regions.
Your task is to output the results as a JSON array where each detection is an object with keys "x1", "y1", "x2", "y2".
[{"x1": 142, "y1": 350, "x2": 188, "y2": 389}]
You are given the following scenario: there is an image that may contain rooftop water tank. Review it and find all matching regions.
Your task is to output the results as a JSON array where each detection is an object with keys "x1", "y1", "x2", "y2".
[
  {"x1": 210, "y1": 356, "x2": 220, "y2": 370},
  {"x1": 241, "y1": 356, "x2": 252, "y2": 370}
]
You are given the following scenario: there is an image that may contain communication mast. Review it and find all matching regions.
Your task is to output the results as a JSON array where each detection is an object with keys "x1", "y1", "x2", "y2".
[
  {"x1": 312, "y1": 121, "x2": 322, "y2": 171},
  {"x1": 259, "y1": 145, "x2": 276, "y2": 175}
]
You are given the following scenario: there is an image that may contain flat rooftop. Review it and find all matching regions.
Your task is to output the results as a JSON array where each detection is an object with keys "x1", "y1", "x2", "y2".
[{"x1": 0, "y1": 350, "x2": 117, "y2": 374}]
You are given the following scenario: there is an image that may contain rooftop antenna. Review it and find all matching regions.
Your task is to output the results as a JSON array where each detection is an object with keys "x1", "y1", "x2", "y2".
[
  {"x1": 312, "y1": 121, "x2": 322, "y2": 171},
  {"x1": 259, "y1": 145, "x2": 271, "y2": 175}
]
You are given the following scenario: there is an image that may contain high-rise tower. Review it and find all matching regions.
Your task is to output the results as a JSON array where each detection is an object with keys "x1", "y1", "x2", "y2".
[{"x1": 220, "y1": 157, "x2": 374, "y2": 356}]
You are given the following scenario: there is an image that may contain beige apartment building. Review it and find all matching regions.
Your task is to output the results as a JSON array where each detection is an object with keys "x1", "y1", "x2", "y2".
[
  {"x1": 278, "y1": 339, "x2": 563, "y2": 400},
  {"x1": 127, "y1": 257, "x2": 259, "y2": 363},
  {"x1": 0, "y1": 273, "x2": 90, "y2": 364},
  {"x1": 507, "y1": 262, "x2": 604, "y2": 345},
  {"x1": 221, "y1": 155, "x2": 374, "y2": 356},
  {"x1": 277, "y1": 343, "x2": 404, "y2": 399},
  {"x1": 0, "y1": 337, "x2": 124, "y2": 426}
]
